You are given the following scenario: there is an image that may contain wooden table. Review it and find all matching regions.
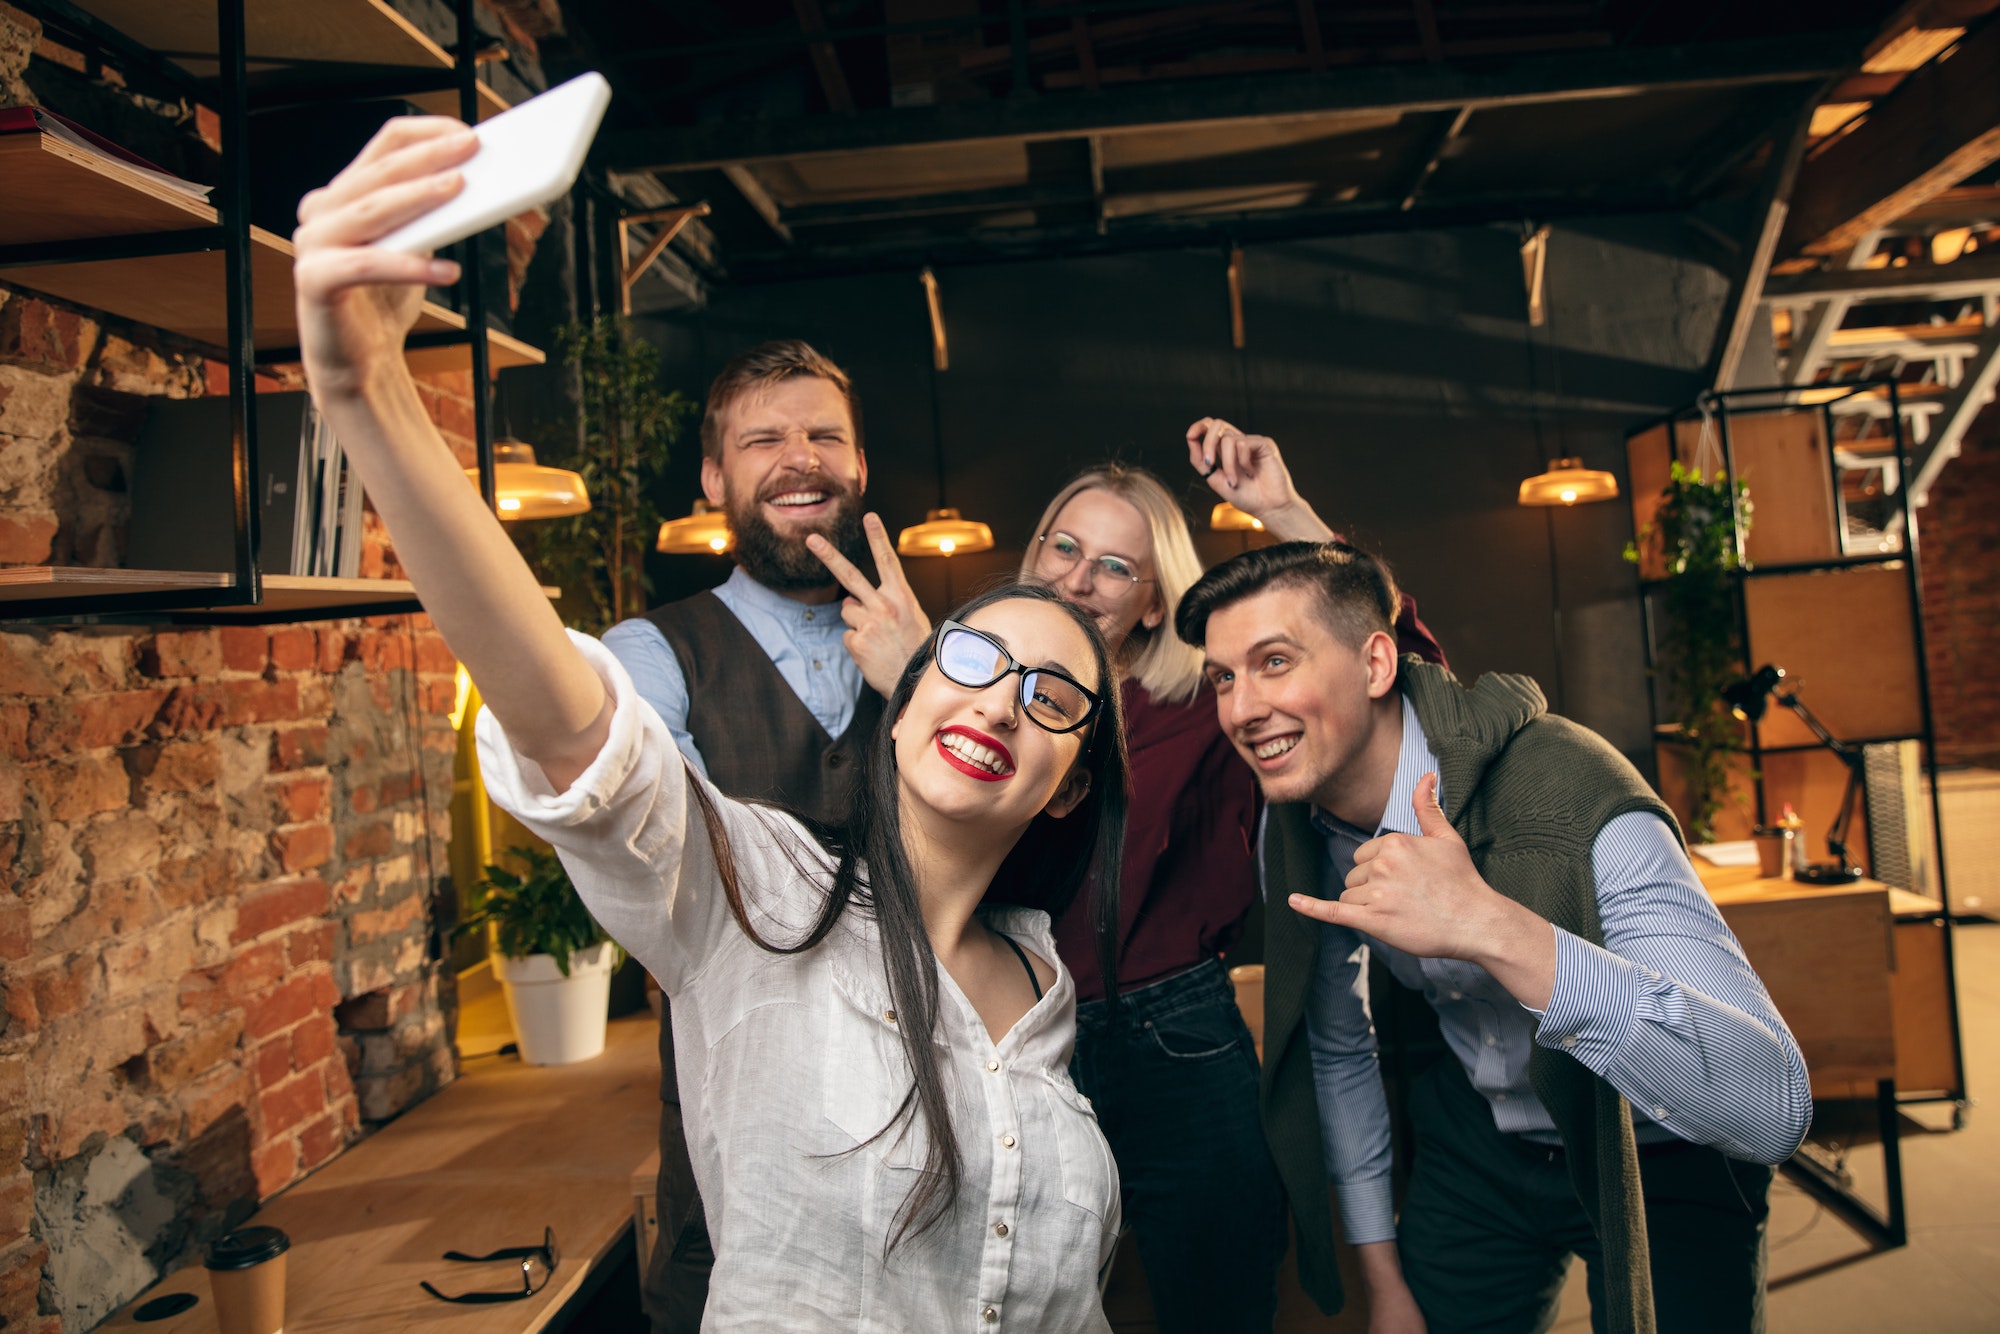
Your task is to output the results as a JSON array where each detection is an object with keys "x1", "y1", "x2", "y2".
[
  {"x1": 1694, "y1": 861, "x2": 1963, "y2": 1249},
  {"x1": 1696, "y1": 862, "x2": 1959, "y2": 1100},
  {"x1": 102, "y1": 1014, "x2": 660, "y2": 1333}
]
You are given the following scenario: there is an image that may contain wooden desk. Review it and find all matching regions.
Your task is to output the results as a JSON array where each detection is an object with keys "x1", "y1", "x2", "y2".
[
  {"x1": 1695, "y1": 863, "x2": 1960, "y2": 1100},
  {"x1": 102, "y1": 1014, "x2": 660, "y2": 1333}
]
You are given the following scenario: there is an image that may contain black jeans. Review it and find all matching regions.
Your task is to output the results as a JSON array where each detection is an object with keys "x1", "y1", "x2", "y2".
[
  {"x1": 1072, "y1": 960, "x2": 1287, "y2": 1334},
  {"x1": 1399, "y1": 1058, "x2": 1773, "y2": 1334}
]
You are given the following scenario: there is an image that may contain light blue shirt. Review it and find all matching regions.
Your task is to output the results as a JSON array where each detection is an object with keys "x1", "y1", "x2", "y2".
[
  {"x1": 1293, "y1": 697, "x2": 1811, "y2": 1246},
  {"x1": 600, "y1": 567, "x2": 866, "y2": 777}
]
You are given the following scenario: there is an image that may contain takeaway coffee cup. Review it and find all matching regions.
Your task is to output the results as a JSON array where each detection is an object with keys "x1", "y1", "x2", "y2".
[{"x1": 206, "y1": 1226, "x2": 290, "y2": 1334}]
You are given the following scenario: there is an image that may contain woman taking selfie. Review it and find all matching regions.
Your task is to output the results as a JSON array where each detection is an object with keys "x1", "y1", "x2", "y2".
[
  {"x1": 292, "y1": 118, "x2": 1129, "y2": 1331},
  {"x1": 819, "y1": 443, "x2": 1444, "y2": 1331}
]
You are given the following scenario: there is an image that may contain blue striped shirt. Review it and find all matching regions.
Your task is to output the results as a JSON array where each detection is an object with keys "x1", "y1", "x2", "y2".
[
  {"x1": 1296, "y1": 696, "x2": 1811, "y2": 1246},
  {"x1": 600, "y1": 567, "x2": 864, "y2": 777}
]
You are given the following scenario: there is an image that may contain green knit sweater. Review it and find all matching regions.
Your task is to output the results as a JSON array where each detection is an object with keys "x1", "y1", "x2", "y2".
[{"x1": 1260, "y1": 658, "x2": 1680, "y2": 1334}]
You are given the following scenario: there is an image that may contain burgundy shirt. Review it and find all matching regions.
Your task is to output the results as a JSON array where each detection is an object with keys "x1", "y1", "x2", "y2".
[{"x1": 1053, "y1": 592, "x2": 1447, "y2": 1004}]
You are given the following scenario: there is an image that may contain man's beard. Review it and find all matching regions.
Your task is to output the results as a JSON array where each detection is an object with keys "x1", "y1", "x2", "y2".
[{"x1": 726, "y1": 474, "x2": 870, "y2": 593}]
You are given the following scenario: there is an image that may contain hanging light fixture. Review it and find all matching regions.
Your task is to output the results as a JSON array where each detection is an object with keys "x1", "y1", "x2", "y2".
[
  {"x1": 1209, "y1": 502, "x2": 1264, "y2": 532},
  {"x1": 898, "y1": 267, "x2": 994, "y2": 558},
  {"x1": 1518, "y1": 458, "x2": 1618, "y2": 507},
  {"x1": 463, "y1": 439, "x2": 590, "y2": 519},
  {"x1": 656, "y1": 499, "x2": 733, "y2": 555},
  {"x1": 897, "y1": 506, "x2": 993, "y2": 557}
]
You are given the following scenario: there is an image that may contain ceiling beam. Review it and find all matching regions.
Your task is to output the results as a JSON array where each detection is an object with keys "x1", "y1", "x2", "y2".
[
  {"x1": 717, "y1": 181, "x2": 1681, "y2": 283},
  {"x1": 1779, "y1": 17, "x2": 2000, "y2": 260},
  {"x1": 1762, "y1": 251, "x2": 2000, "y2": 300},
  {"x1": 599, "y1": 30, "x2": 1868, "y2": 172},
  {"x1": 721, "y1": 164, "x2": 795, "y2": 244},
  {"x1": 1712, "y1": 97, "x2": 1823, "y2": 390},
  {"x1": 1912, "y1": 320, "x2": 2000, "y2": 504},
  {"x1": 791, "y1": 0, "x2": 856, "y2": 113}
]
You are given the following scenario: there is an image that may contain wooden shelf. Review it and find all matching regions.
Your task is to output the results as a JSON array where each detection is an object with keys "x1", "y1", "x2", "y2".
[
  {"x1": 69, "y1": 0, "x2": 510, "y2": 120},
  {"x1": 0, "y1": 132, "x2": 542, "y2": 373},
  {"x1": 0, "y1": 567, "x2": 422, "y2": 617},
  {"x1": 0, "y1": 568, "x2": 561, "y2": 622}
]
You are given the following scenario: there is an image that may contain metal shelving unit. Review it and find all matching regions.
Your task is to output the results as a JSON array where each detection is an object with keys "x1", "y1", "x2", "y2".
[
  {"x1": 0, "y1": 0, "x2": 536, "y2": 624},
  {"x1": 1629, "y1": 379, "x2": 1970, "y2": 1250}
]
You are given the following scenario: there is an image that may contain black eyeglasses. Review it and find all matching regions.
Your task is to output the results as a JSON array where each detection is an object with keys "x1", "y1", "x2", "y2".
[
  {"x1": 1035, "y1": 531, "x2": 1155, "y2": 596},
  {"x1": 933, "y1": 621, "x2": 1104, "y2": 734},
  {"x1": 420, "y1": 1227, "x2": 560, "y2": 1305}
]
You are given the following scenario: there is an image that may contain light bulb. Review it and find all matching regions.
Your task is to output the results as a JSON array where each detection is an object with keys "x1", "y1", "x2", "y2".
[
  {"x1": 498, "y1": 497, "x2": 522, "y2": 512},
  {"x1": 939, "y1": 537, "x2": 956, "y2": 554},
  {"x1": 708, "y1": 535, "x2": 728, "y2": 552},
  {"x1": 1559, "y1": 488, "x2": 1577, "y2": 504}
]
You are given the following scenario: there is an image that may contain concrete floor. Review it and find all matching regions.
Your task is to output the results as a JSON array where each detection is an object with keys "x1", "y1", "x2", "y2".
[
  {"x1": 1108, "y1": 922, "x2": 1999, "y2": 1332},
  {"x1": 1555, "y1": 921, "x2": 2000, "y2": 1333}
]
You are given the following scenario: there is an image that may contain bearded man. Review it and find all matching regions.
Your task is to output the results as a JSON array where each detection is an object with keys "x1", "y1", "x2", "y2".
[{"x1": 602, "y1": 339, "x2": 910, "y2": 1333}]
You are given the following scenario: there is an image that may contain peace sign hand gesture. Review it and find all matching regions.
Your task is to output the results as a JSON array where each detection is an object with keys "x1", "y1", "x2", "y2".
[{"x1": 807, "y1": 514, "x2": 933, "y2": 696}]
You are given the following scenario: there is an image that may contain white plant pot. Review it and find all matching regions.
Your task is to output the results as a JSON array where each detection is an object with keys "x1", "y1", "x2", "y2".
[{"x1": 495, "y1": 941, "x2": 616, "y2": 1065}]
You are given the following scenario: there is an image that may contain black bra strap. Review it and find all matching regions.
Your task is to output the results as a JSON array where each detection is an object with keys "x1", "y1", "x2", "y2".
[{"x1": 999, "y1": 933, "x2": 1044, "y2": 1002}]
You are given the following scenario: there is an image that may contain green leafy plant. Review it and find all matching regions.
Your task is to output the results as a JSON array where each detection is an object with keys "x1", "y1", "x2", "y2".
[
  {"x1": 1624, "y1": 459, "x2": 1753, "y2": 843},
  {"x1": 515, "y1": 317, "x2": 695, "y2": 632},
  {"x1": 458, "y1": 845, "x2": 618, "y2": 976}
]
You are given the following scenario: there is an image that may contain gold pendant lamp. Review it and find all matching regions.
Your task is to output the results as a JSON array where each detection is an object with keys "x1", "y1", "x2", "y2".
[
  {"x1": 1517, "y1": 458, "x2": 1619, "y2": 507},
  {"x1": 464, "y1": 439, "x2": 590, "y2": 520},
  {"x1": 897, "y1": 268, "x2": 994, "y2": 558},
  {"x1": 656, "y1": 499, "x2": 733, "y2": 554}
]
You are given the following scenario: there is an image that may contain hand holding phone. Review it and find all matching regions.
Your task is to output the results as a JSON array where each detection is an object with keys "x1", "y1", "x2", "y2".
[{"x1": 376, "y1": 71, "x2": 611, "y2": 255}]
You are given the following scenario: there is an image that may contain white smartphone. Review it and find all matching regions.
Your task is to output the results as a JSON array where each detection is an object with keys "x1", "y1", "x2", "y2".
[{"x1": 376, "y1": 71, "x2": 612, "y2": 255}]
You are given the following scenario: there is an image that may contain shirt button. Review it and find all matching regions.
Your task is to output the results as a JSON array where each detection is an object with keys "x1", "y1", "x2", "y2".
[
  {"x1": 1448, "y1": 991, "x2": 1463, "y2": 1001},
  {"x1": 882, "y1": 1009, "x2": 896, "y2": 1024},
  {"x1": 1495, "y1": 1092, "x2": 1509, "y2": 1102},
  {"x1": 1652, "y1": 1106, "x2": 1669, "y2": 1120},
  {"x1": 1000, "y1": 1134, "x2": 1016, "y2": 1149},
  {"x1": 813, "y1": 659, "x2": 823, "y2": 670},
  {"x1": 982, "y1": 1308, "x2": 997, "y2": 1323},
  {"x1": 805, "y1": 610, "x2": 815, "y2": 621},
  {"x1": 1561, "y1": 1035, "x2": 1577, "y2": 1048},
  {"x1": 1483, "y1": 1034, "x2": 1497, "y2": 1047},
  {"x1": 985, "y1": 1060, "x2": 1000, "y2": 1072},
  {"x1": 993, "y1": 1222, "x2": 1009, "y2": 1238}
]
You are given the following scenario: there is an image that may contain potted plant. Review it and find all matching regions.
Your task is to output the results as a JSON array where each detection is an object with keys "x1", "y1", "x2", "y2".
[
  {"x1": 1625, "y1": 459, "x2": 1753, "y2": 843},
  {"x1": 460, "y1": 845, "x2": 622, "y2": 1065},
  {"x1": 513, "y1": 317, "x2": 694, "y2": 631}
]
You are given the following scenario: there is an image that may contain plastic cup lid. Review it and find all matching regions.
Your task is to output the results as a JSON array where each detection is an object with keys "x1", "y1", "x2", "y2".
[{"x1": 205, "y1": 1226, "x2": 291, "y2": 1270}]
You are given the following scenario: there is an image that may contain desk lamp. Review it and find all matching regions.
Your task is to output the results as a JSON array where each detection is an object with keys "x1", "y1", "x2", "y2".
[{"x1": 1723, "y1": 664, "x2": 1865, "y2": 884}]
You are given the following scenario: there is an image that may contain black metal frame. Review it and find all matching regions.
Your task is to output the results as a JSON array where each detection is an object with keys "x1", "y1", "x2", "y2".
[
  {"x1": 1630, "y1": 378, "x2": 1970, "y2": 1251},
  {"x1": 1, "y1": 0, "x2": 507, "y2": 625}
]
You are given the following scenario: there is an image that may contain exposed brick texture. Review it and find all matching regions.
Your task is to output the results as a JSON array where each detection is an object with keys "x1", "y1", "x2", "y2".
[
  {"x1": 3, "y1": 323, "x2": 483, "y2": 1334},
  {"x1": 0, "y1": 11, "x2": 554, "y2": 1321},
  {"x1": 1921, "y1": 405, "x2": 2000, "y2": 769}
]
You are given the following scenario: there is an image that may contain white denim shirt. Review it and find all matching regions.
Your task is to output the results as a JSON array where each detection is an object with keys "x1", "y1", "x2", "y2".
[{"x1": 476, "y1": 633, "x2": 1120, "y2": 1332}]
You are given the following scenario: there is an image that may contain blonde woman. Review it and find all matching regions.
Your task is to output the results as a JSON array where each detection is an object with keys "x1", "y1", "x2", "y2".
[
  {"x1": 814, "y1": 433, "x2": 1443, "y2": 1331},
  {"x1": 292, "y1": 119, "x2": 1135, "y2": 1330}
]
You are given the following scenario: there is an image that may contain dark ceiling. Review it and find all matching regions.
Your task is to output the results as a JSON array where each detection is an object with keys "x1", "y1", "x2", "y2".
[{"x1": 545, "y1": 2, "x2": 1919, "y2": 286}]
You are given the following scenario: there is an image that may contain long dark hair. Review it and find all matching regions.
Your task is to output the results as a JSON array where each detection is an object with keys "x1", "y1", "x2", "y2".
[{"x1": 685, "y1": 582, "x2": 1127, "y2": 1251}]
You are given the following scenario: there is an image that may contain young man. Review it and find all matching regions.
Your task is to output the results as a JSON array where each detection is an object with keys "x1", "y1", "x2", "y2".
[
  {"x1": 1176, "y1": 541, "x2": 1811, "y2": 1334},
  {"x1": 601, "y1": 339, "x2": 917, "y2": 1334}
]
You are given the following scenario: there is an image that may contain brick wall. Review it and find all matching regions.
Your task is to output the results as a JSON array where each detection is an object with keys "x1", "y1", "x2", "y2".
[
  {"x1": 0, "y1": 303, "x2": 470, "y2": 1329},
  {"x1": 1921, "y1": 403, "x2": 2000, "y2": 769}
]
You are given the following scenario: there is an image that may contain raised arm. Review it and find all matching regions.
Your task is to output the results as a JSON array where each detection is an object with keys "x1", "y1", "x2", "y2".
[
  {"x1": 292, "y1": 118, "x2": 609, "y2": 791},
  {"x1": 1184, "y1": 417, "x2": 1448, "y2": 666}
]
